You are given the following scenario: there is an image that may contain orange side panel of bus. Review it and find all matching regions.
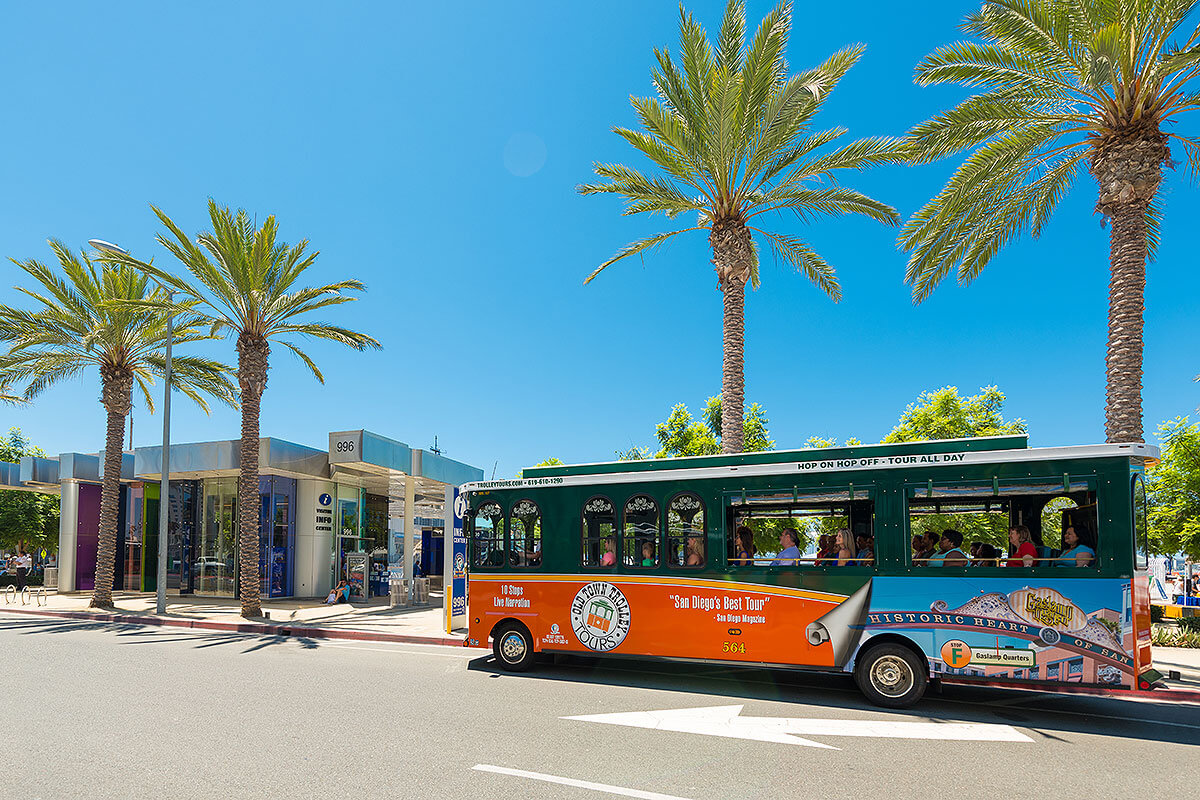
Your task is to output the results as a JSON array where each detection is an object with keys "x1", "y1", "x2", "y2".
[
  {"x1": 1131, "y1": 576, "x2": 1153, "y2": 679},
  {"x1": 469, "y1": 575, "x2": 859, "y2": 669}
]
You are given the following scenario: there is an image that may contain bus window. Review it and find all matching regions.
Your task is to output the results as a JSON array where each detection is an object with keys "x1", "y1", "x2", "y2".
[
  {"x1": 622, "y1": 495, "x2": 659, "y2": 568},
  {"x1": 1132, "y1": 474, "x2": 1149, "y2": 570},
  {"x1": 907, "y1": 481, "x2": 1098, "y2": 568},
  {"x1": 726, "y1": 489, "x2": 869, "y2": 566},
  {"x1": 509, "y1": 499, "x2": 542, "y2": 568},
  {"x1": 667, "y1": 493, "x2": 705, "y2": 568},
  {"x1": 581, "y1": 496, "x2": 616, "y2": 567},
  {"x1": 471, "y1": 501, "x2": 505, "y2": 567}
]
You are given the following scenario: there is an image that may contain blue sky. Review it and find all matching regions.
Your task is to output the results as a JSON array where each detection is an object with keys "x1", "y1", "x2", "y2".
[{"x1": 0, "y1": 1, "x2": 1196, "y2": 478}]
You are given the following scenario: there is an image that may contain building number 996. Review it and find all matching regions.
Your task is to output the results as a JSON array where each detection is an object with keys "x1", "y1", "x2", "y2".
[
  {"x1": 335, "y1": 441, "x2": 355, "y2": 453},
  {"x1": 721, "y1": 641, "x2": 746, "y2": 654}
]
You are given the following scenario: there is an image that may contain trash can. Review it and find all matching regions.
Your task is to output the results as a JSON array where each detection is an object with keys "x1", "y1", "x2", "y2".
[
  {"x1": 42, "y1": 567, "x2": 58, "y2": 589},
  {"x1": 389, "y1": 579, "x2": 407, "y2": 608}
]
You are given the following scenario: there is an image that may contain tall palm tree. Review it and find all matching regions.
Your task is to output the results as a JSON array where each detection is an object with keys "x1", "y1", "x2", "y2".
[
  {"x1": 105, "y1": 201, "x2": 381, "y2": 618},
  {"x1": 579, "y1": 0, "x2": 901, "y2": 453},
  {"x1": 900, "y1": 0, "x2": 1200, "y2": 443},
  {"x1": 0, "y1": 241, "x2": 236, "y2": 608}
]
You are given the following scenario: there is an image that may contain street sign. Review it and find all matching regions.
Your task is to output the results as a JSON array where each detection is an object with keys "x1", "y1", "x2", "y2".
[{"x1": 564, "y1": 705, "x2": 1032, "y2": 749}]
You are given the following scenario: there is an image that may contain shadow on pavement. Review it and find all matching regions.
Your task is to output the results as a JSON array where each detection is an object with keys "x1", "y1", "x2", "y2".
[
  {"x1": 1, "y1": 615, "x2": 322, "y2": 652},
  {"x1": 466, "y1": 651, "x2": 1200, "y2": 747}
]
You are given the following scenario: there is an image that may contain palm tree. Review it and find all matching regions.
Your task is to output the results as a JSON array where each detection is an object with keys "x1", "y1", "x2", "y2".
[
  {"x1": 579, "y1": 0, "x2": 902, "y2": 453},
  {"x1": 900, "y1": 0, "x2": 1200, "y2": 443},
  {"x1": 105, "y1": 201, "x2": 381, "y2": 618},
  {"x1": 0, "y1": 241, "x2": 236, "y2": 608}
]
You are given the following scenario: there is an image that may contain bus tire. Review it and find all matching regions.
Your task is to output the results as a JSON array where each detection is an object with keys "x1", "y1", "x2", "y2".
[
  {"x1": 493, "y1": 622, "x2": 535, "y2": 672},
  {"x1": 854, "y1": 643, "x2": 927, "y2": 708}
]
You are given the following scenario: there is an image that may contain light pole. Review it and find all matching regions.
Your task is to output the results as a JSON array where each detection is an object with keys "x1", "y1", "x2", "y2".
[{"x1": 90, "y1": 239, "x2": 173, "y2": 615}]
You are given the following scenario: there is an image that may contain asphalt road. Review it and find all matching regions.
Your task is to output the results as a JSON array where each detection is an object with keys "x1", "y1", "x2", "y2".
[{"x1": 3, "y1": 611, "x2": 1197, "y2": 800}]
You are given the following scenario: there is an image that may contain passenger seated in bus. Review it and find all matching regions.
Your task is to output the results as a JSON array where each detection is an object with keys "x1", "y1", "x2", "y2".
[
  {"x1": 854, "y1": 534, "x2": 875, "y2": 566},
  {"x1": 834, "y1": 528, "x2": 856, "y2": 566},
  {"x1": 926, "y1": 529, "x2": 968, "y2": 567},
  {"x1": 685, "y1": 537, "x2": 704, "y2": 567},
  {"x1": 814, "y1": 534, "x2": 835, "y2": 565},
  {"x1": 640, "y1": 541, "x2": 655, "y2": 567},
  {"x1": 770, "y1": 529, "x2": 801, "y2": 566},
  {"x1": 732, "y1": 527, "x2": 755, "y2": 566},
  {"x1": 969, "y1": 541, "x2": 982, "y2": 561},
  {"x1": 974, "y1": 543, "x2": 1001, "y2": 566},
  {"x1": 601, "y1": 538, "x2": 616, "y2": 567},
  {"x1": 1054, "y1": 524, "x2": 1096, "y2": 567},
  {"x1": 912, "y1": 531, "x2": 938, "y2": 564},
  {"x1": 1007, "y1": 525, "x2": 1037, "y2": 567}
]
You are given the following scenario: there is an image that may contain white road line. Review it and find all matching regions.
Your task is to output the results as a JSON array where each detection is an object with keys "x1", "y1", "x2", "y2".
[
  {"x1": 320, "y1": 643, "x2": 475, "y2": 658},
  {"x1": 472, "y1": 765, "x2": 694, "y2": 800}
]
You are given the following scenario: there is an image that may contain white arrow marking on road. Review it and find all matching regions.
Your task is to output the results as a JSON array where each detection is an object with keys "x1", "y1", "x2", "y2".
[{"x1": 563, "y1": 705, "x2": 1033, "y2": 749}]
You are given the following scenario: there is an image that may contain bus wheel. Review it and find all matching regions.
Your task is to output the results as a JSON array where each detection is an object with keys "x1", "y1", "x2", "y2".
[
  {"x1": 855, "y1": 644, "x2": 927, "y2": 708},
  {"x1": 493, "y1": 622, "x2": 535, "y2": 672}
]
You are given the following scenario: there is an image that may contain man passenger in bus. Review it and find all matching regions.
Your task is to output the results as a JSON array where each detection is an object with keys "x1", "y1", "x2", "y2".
[
  {"x1": 974, "y1": 543, "x2": 1001, "y2": 566},
  {"x1": 913, "y1": 531, "x2": 938, "y2": 564},
  {"x1": 1054, "y1": 524, "x2": 1096, "y2": 567},
  {"x1": 770, "y1": 529, "x2": 801, "y2": 566},
  {"x1": 854, "y1": 534, "x2": 874, "y2": 566},
  {"x1": 926, "y1": 529, "x2": 968, "y2": 567},
  {"x1": 834, "y1": 528, "x2": 856, "y2": 566},
  {"x1": 1007, "y1": 525, "x2": 1037, "y2": 567},
  {"x1": 640, "y1": 541, "x2": 656, "y2": 567},
  {"x1": 732, "y1": 527, "x2": 755, "y2": 566},
  {"x1": 600, "y1": 537, "x2": 616, "y2": 567},
  {"x1": 815, "y1": 534, "x2": 836, "y2": 565}
]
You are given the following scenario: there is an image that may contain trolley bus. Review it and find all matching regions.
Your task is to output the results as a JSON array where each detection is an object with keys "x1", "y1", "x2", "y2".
[{"x1": 463, "y1": 436, "x2": 1158, "y2": 707}]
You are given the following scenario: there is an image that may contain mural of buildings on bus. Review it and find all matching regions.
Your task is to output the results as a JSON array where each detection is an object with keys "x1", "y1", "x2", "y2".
[{"x1": 862, "y1": 578, "x2": 1134, "y2": 686}]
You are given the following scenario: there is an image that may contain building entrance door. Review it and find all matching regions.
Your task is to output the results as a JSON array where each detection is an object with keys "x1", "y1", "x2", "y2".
[{"x1": 336, "y1": 535, "x2": 368, "y2": 600}]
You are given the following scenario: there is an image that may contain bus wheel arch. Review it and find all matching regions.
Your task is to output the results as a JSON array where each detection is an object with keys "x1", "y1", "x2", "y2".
[
  {"x1": 491, "y1": 619, "x2": 536, "y2": 672},
  {"x1": 853, "y1": 635, "x2": 929, "y2": 709}
]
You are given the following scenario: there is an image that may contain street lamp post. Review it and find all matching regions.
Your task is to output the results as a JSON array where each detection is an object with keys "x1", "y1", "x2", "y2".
[{"x1": 89, "y1": 239, "x2": 173, "y2": 615}]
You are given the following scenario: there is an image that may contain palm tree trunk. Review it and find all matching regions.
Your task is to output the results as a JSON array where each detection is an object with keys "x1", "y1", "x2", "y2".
[
  {"x1": 711, "y1": 219, "x2": 754, "y2": 454},
  {"x1": 1103, "y1": 202, "x2": 1147, "y2": 444},
  {"x1": 237, "y1": 333, "x2": 270, "y2": 618},
  {"x1": 1090, "y1": 134, "x2": 1167, "y2": 444},
  {"x1": 92, "y1": 367, "x2": 133, "y2": 608},
  {"x1": 720, "y1": 279, "x2": 746, "y2": 454}
]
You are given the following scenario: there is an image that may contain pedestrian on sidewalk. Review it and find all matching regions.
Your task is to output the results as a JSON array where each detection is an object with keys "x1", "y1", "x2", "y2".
[{"x1": 14, "y1": 549, "x2": 31, "y2": 591}]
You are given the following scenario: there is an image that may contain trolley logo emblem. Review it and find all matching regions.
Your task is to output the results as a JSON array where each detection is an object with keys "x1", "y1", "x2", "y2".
[{"x1": 570, "y1": 582, "x2": 631, "y2": 652}]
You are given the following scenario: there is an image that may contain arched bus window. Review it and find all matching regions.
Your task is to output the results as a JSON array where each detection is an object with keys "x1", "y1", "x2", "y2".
[
  {"x1": 667, "y1": 492, "x2": 705, "y2": 568},
  {"x1": 509, "y1": 499, "x2": 542, "y2": 568},
  {"x1": 471, "y1": 501, "x2": 505, "y2": 568},
  {"x1": 1132, "y1": 473, "x2": 1149, "y2": 570},
  {"x1": 622, "y1": 495, "x2": 659, "y2": 568},
  {"x1": 581, "y1": 496, "x2": 616, "y2": 567}
]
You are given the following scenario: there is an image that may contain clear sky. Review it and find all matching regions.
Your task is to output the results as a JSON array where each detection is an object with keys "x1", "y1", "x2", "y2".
[{"x1": 0, "y1": 1, "x2": 1196, "y2": 479}]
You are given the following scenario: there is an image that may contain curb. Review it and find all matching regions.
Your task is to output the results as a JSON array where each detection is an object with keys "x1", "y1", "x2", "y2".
[
  {"x1": 943, "y1": 675, "x2": 1200, "y2": 704},
  {"x1": 0, "y1": 605, "x2": 467, "y2": 648}
]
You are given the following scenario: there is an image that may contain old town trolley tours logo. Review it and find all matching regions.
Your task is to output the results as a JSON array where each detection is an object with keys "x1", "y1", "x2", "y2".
[{"x1": 570, "y1": 582, "x2": 632, "y2": 652}]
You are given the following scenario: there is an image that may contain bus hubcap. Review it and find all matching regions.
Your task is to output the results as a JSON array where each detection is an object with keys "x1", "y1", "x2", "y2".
[
  {"x1": 871, "y1": 656, "x2": 912, "y2": 697},
  {"x1": 501, "y1": 632, "x2": 526, "y2": 662}
]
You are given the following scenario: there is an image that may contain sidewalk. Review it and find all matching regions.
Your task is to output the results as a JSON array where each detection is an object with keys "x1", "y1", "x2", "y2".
[
  {"x1": 1154, "y1": 646, "x2": 1200, "y2": 691},
  {"x1": 0, "y1": 590, "x2": 467, "y2": 647}
]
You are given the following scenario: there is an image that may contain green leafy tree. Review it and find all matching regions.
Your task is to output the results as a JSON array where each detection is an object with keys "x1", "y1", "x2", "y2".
[
  {"x1": 883, "y1": 386, "x2": 1026, "y2": 443},
  {"x1": 517, "y1": 458, "x2": 564, "y2": 479},
  {"x1": 0, "y1": 428, "x2": 58, "y2": 554},
  {"x1": 103, "y1": 202, "x2": 381, "y2": 618},
  {"x1": 581, "y1": 0, "x2": 901, "y2": 453},
  {"x1": 1147, "y1": 417, "x2": 1200, "y2": 558},
  {"x1": 647, "y1": 395, "x2": 775, "y2": 458},
  {"x1": 899, "y1": 0, "x2": 1200, "y2": 443},
  {"x1": 0, "y1": 242, "x2": 236, "y2": 607}
]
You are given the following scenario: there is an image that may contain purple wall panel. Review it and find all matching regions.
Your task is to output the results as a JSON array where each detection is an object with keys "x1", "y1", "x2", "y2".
[{"x1": 75, "y1": 483, "x2": 101, "y2": 592}]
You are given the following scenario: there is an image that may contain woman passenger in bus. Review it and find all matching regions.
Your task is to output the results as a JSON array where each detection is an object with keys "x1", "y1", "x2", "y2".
[
  {"x1": 834, "y1": 528, "x2": 856, "y2": 566},
  {"x1": 926, "y1": 530, "x2": 968, "y2": 567},
  {"x1": 601, "y1": 537, "x2": 617, "y2": 567},
  {"x1": 1007, "y1": 525, "x2": 1037, "y2": 567},
  {"x1": 1054, "y1": 525, "x2": 1096, "y2": 567},
  {"x1": 974, "y1": 543, "x2": 1001, "y2": 566},
  {"x1": 732, "y1": 526, "x2": 755, "y2": 566},
  {"x1": 640, "y1": 541, "x2": 656, "y2": 567},
  {"x1": 685, "y1": 537, "x2": 704, "y2": 567}
]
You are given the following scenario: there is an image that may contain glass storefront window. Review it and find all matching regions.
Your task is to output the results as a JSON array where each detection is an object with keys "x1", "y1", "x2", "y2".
[
  {"x1": 198, "y1": 478, "x2": 237, "y2": 597},
  {"x1": 123, "y1": 485, "x2": 144, "y2": 591}
]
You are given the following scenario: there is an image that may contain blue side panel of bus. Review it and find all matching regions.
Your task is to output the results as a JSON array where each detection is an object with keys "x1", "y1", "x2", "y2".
[{"x1": 858, "y1": 577, "x2": 1134, "y2": 687}]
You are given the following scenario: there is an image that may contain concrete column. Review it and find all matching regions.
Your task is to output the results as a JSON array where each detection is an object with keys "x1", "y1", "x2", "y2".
[
  {"x1": 57, "y1": 481, "x2": 79, "y2": 592},
  {"x1": 404, "y1": 476, "x2": 415, "y2": 600}
]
